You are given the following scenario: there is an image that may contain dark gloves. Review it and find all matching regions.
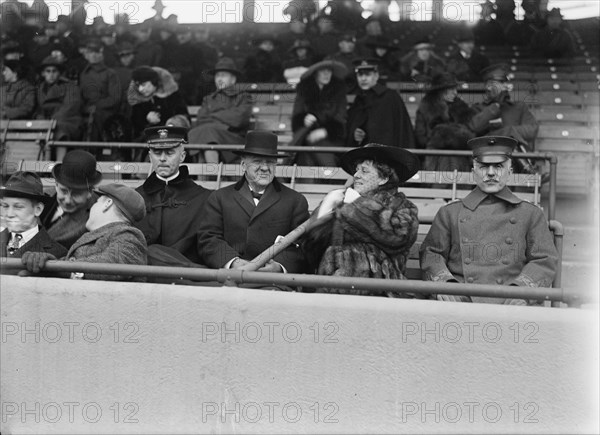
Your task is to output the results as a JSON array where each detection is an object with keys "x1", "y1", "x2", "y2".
[{"x1": 21, "y1": 252, "x2": 57, "y2": 274}]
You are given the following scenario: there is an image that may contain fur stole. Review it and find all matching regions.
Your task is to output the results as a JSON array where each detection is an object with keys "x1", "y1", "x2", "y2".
[{"x1": 127, "y1": 67, "x2": 179, "y2": 106}]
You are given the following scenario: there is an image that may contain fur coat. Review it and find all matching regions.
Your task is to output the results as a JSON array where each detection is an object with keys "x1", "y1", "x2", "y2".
[
  {"x1": 415, "y1": 95, "x2": 476, "y2": 172},
  {"x1": 302, "y1": 186, "x2": 419, "y2": 296},
  {"x1": 127, "y1": 67, "x2": 189, "y2": 140}
]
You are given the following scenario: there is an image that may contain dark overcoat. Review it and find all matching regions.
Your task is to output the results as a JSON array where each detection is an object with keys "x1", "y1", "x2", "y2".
[
  {"x1": 40, "y1": 194, "x2": 98, "y2": 250},
  {"x1": 1, "y1": 79, "x2": 36, "y2": 119},
  {"x1": 0, "y1": 227, "x2": 67, "y2": 261},
  {"x1": 346, "y1": 83, "x2": 416, "y2": 149},
  {"x1": 35, "y1": 77, "x2": 83, "y2": 140},
  {"x1": 291, "y1": 76, "x2": 347, "y2": 166},
  {"x1": 420, "y1": 187, "x2": 558, "y2": 303},
  {"x1": 302, "y1": 186, "x2": 419, "y2": 296},
  {"x1": 446, "y1": 50, "x2": 490, "y2": 82},
  {"x1": 196, "y1": 178, "x2": 309, "y2": 273},
  {"x1": 135, "y1": 166, "x2": 211, "y2": 248}
]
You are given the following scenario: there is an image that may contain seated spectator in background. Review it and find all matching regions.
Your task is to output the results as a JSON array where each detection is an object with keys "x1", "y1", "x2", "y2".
[
  {"x1": 302, "y1": 144, "x2": 420, "y2": 296},
  {"x1": 309, "y1": 14, "x2": 341, "y2": 61},
  {"x1": 291, "y1": 60, "x2": 348, "y2": 166},
  {"x1": 469, "y1": 64, "x2": 539, "y2": 169},
  {"x1": 400, "y1": 39, "x2": 445, "y2": 82},
  {"x1": 132, "y1": 22, "x2": 163, "y2": 66},
  {"x1": 283, "y1": 39, "x2": 315, "y2": 84},
  {"x1": 283, "y1": 0, "x2": 317, "y2": 23},
  {"x1": 54, "y1": 14, "x2": 78, "y2": 60},
  {"x1": 1, "y1": 60, "x2": 35, "y2": 120},
  {"x1": 363, "y1": 35, "x2": 400, "y2": 82},
  {"x1": 28, "y1": 25, "x2": 54, "y2": 66},
  {"x1": 22, "y1": 183, "x2": 148, "y2": 282},
  {"x1": 473, "y1": 0, "x2": 506, "y2": 46},
  {"x1": 446, "y1": 30, "x2": 490, "y2": 82},
  {"x1": 192, "y1": 26, "x2": 219, "y2": 103},
  {"x1": 167, "y1": 25, "x2": 204, "y2": 105},
  {"x1": 356, "y1": 17, "x2": 385, "y2": 55},
  {"x1": 40, "y1": 150, "x2": 100, "y2": 249},
  {"x1": 98, "y1": 27, "x2": 119, "y2": 67},
  {"x1": 415, "y1": 73, "x2": 475, "y2": 172},
  {"x1": 113, "y1": 42, "x2": 136, "y2": 101},
  {"x1": 34, "y1": 55, "x2": 82, "y2": 153},
  {"x1": 280, "y1": 18, "x2": 309, "y2": 50},
  {"x1": 346, "y1": 59, "x2": 415, "y2": 149},
  {"x1": 1, "y1": 172, "x2": 67, "y2": 260},
  {"x1": 529, "y1": 8, "x2": 575, "y2": 59},
  {"x1": 128, "y1": 65, "x2": 189, "y2": 143},
  {"x1": 79, "y1": 39, "x2": 122, "y2": 142},
  {"x1": 195, "y1": 131, "x2": 309, "y2": 273},
  {"x1": 188, "y1": 58, "x2": 252, "y2": 164},
  {"x1": 420, "y1": 136, "x2": 558, "y2": 305},
  {"x1": 135, "y1": 126, "x2": 211, "y2": 255},
  {"x1": 243, "y1": 36, "x2": 284, "y2": 83},
  {"x1": 326, "y1": 33, "x2": 360, "y2": 91}
]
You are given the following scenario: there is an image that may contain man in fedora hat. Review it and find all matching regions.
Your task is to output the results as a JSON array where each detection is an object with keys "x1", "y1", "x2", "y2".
[
  {"x1": 346, "y1": 58, "x2": 415, "y2": 149},
  {"x1": 528, "y1": 8, "x2": 575, "y2": 59},
  {"x1": 40, "y1": 150, "x2": 101, "y2": 249},
  {"x1": 446, "y1": 29, "x2": 490, "y2": 82},
  {"x1": 188, "y1": 57, "x2": 252, "y2": 164},
  {"x1": 468, "y1": 63, "x2": 539, "y2": 162},
  {"x1": 34, "y1": 54, "x2": 83, "y2": 151},
  {"x1": 420, "y1": 136, "x2": 558, "y2": 305},
  {"x1": 1, "y1": 172, "x2": 67, "y2": 261},
  {"x1": 22, "y1": 183, "x2": 148, "y2": 281},
  {"x1": 134, "y1": 126, "x2": 211, "y2": 256},
  {"x1": 195, "y1": 131, "x2": 309, "y2": 273}
]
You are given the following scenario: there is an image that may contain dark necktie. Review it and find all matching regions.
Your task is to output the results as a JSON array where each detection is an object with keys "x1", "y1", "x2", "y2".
[
  {"x1": 7, "y1": 233, "x2": 23, "y2": 256},
  {"x1": 251, "y1": 191, "x2": 263, "y2": 201}
]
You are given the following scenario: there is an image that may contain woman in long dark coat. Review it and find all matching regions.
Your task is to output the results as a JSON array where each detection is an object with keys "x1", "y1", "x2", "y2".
[
  {"x1": 302, "y1": 144, "x2": 420, "y2": 296},
  {"x1": 291, "y1": 60, "x2": 348, "y2": 166},
  {"x1": 414, "y1": 73, "x2": 475, "y2": 172},
  {"x1": 1, "y1": 60, "x2": 35, "y2": 119}
]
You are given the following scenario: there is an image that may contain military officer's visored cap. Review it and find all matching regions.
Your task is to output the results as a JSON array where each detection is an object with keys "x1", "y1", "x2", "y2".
[
  {"x1": 469, "y1": 136, "x2": 518, "y2": 164},
  {"x1": 480, "y1": 63, "x2": 510, "y2": 82},
  {"x1": 353, "y1": 58, "x2": 379, "y2": 73},
  {"x1": 144, "y1": 126, "x2": 188, "y2": 149}
]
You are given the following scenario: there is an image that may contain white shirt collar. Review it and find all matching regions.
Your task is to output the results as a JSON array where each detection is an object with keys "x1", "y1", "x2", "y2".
[
  {"x1": 156, "y1": 170, "x2": 180, "y2": 183},
  {"x1": 13, "y1": 225, "x2": 40, "y2": 246}
]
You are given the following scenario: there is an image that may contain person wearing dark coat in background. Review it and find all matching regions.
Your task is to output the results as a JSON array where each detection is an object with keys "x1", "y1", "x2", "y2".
[
  {"x1": 39, "y1": 150, "x2": 101, "y2": 250},
  {"x1": 195, "y1": 132, "x2": 309, "y2": 273},
  {"x1": 301, "y1": 144, "x2": 420, "y2": 296},
  {"x1": 1, "y1": 172, "x2": 67, "y2": 263},
  {"x1": 127, "y1": 65, "x2": 190, "y2": 143},
  {"x1": 346, "y1": 59, "x2": 416, "y2": 149},
  {"x1": 468, "y1": 64, "x2": 539, "y2": 162},
  {"x1": 420, "y1": 136, "x2": 558, "y2": 305},
  {"x1": 325, "y1": 33, "x2": 360, "y2": 91},
  {"x1": 135, "y1": 126, "x2": 211, "y2": 258},
  {"x1": 399, "y1": 39, "x2": 446, "y2": 83},
  {"x1": 192, "y1": 27, "x2": 219, "y2": 102},
  {"x1": 132, "y1": 22, "x2": 163, "y2": 67},
  {"x1": 308, "y1": 14, "x2": 342, "y2": 61},
  {"x1": 34, "y1": 55, "x2": 82, "y2": 146},
  {"x1": 363, "y1": 35, "x2": 400, "y2": 82},
  {"x1": 78, "y1": 39, "x2": 122, "y2": 142},
  {"x1": 1, "y1": 60, "x2": 35, "y2": 120},
  {"x1": 473, "y1": 0, "x2": 506, "y2": 46},
  {"x1": 188, "y1": 58, "x2": 252, "y2": 164},
  {"x1": 243, "y1": 36, "x2": 284, "y2": 83},
  {"x1": 283, "y1": 39, "x2": 315, "y2": 84},
  {"x1": 446, "y1": 30, "x2": 490, "y2": 82},
  {"x1": 292, "y1": 60, "x2": 348, "y2": 166},
  {"x1": 415, "y1": 73, "x2": 475, "y2": 172},
  {"x1": 529, "y1": 8, "x2": 575, "y2": 59},
  {"x1": 165, "y1": 25, "x2": 204, "y2": 105}
]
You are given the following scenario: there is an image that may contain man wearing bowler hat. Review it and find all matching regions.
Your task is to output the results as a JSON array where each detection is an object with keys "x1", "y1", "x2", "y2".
[
  {"x1": 420, "y1": 136, "x2": 558, "y2": 305},
  {"x1": 22, "y1": 183, "x2": 147, "y2": 281},
  {"x1": 188, "y1": 57, "x2": 253, "y2": 164},
  {"x1": 346, "y1": 58, "x2": 415, "y2": 149},
  {"x1": 135, "y1": 126, "x2": 211, "y2": 254},
  {"x1": 195, "y1": 131, "x2": 309, "y2": 273},
  {"x1": 40, "y1": 150, "x2": 102, "y2": 249},
  {"x1": 1, "y1": 172, "x2": 67, "y2": 261}
]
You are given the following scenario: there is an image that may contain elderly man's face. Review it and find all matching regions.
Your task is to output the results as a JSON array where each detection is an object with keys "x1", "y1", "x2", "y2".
[
  {"x1": 473, "y1": 159, "x2": 512, "y2": 194},
  {"x1": 356, "y1": 70, "x2": 379, "y2": 90},
  {"x1": 1, "y1": 197, "x2": 44, "y2": 233},
  {"x1": 148, "y1": 145, "x2": 185, "y2": 178},
  {"x1": 214, "y1": 71, "x2": 236, "y2": 90},
  {"x1": 242, "y1": 155, "x2": 276, "y2": 192},
  {"x1": 55, "y1": 182, "x2": 92, "y2": 214}
]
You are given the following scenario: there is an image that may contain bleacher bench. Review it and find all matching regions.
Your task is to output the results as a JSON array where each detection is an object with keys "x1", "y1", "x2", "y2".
[{"x1": 1, "y1": 120, "x2": 56, "y2": 174}]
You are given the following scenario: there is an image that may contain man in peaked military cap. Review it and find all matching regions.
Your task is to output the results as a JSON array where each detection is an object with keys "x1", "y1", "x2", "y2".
[
  {"x1": 134, "y1": 126, "x2": 211, "y2": 257},
  {"x1": 420, "y1": 136, "x2": 558, "y2": 305},
  {"x1": 346, "y1": 58, "x2": 415, "y2": 149}
]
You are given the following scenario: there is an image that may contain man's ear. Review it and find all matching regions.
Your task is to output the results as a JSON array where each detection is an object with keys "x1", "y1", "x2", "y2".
[
  {"x1": 33, "y1": 202, "x2": 44, "y2": 217},
  {"x1": 180, "y1": 149, "x2": 186, "y2": 163}
]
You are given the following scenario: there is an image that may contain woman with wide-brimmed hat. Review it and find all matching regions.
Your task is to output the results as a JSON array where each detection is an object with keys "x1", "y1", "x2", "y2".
[
  {"x1": 415, "y1": 72, "x2": 476, "y2": 172},
  {"x1": 291, "y1": 59, "x2": 348, "y2": 166},
  {"x1": 301, "y1": 144, "x2": 420, "y2": 296}
]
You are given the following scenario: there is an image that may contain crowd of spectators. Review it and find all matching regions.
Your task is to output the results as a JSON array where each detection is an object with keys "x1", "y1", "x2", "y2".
[{"x1": 0, "y1": 0, "x2": 578, "y2": 163}]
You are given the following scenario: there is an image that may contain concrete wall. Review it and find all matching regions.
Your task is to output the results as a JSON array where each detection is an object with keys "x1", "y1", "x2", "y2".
[{"x1": 1, "y1": 275, "x2": 598, "y2": 434}]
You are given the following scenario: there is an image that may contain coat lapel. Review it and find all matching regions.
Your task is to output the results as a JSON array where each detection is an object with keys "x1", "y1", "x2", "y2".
[
  {"x1": 233, "y1": 187, "x2": 255, "y2": 219},
  {"x1": 250, "y1": 184, "x2": 280, "y2": 223}
]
